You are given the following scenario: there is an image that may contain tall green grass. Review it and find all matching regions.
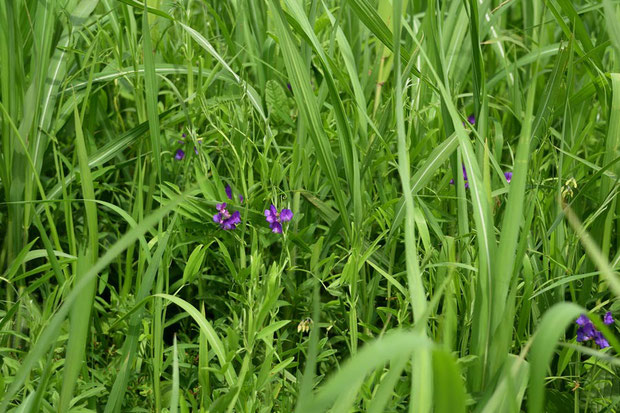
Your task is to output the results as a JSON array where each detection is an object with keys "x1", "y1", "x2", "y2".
[{"x1": 0, "y1": 0, "x2": 619, "y2": 412}]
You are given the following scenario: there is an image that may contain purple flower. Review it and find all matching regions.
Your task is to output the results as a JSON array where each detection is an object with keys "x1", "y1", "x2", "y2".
[
  {"x1": 450, "y1": 167, "x2": 513, "y2": 188},
  {"x1": 213, "y1": 203, "x2": 241, "y2": 230},
  {"x1": 576, "y1": 314, "x2": 589, "y2": 326},
  {"x1": 264, "y1": 204, "x2": 293, "y2": 234},
  {"x1": 594, "y1": 331, "x2": 610, "y2": 349},
  {"x1": 286, "y1": 82, "x2": 292, "y2": 92},
  {"x1": 225, "y1": 185, "x2": 233, "y2": 200},
  {"x1": 462, "y1": 115, "x2": 475, "y2": 127},
  {"x1": 221, "y1": 211, "x2": 240, "y2": 230},
  {"x1": 175, "y1": 149, "x2": 185, "y2": 160},
  {"x1": 604, "y1": 312, "x2": 614, "y2": 325},
  {"x1": 239, "y1": 194, "x2": 244, "y2": 203},
  {"x1": 194, "y1": 138, "x2": 203, "y2": 155},
  {"x1": 575, "y1": 313, "x2": 612, "y2": 349},
  {"x1": 576, "y1": 320, "x2": 596, "y2": 342},
  {"x1": 450, "y1": 165, "x2": 469, "y2": 188}
]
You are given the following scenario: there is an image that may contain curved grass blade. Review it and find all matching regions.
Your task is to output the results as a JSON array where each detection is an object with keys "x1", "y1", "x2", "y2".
[
  {"x1": 40, "y1": 109, "x2": 173, "y2": 209},
  {"x1": 0, "y1": 193, "x2": 185, "y2": 412},
  {"x1": 57, "y1": 104, "x2": 100, "y2": 412},
  {"x1": 299, "y1": 331, "x2": 432, "y2": 412},
  {"x1": 154, "y1": 294, "x2": 237, "y2": 385},
  {"x1": 104, "y1": 216, "x2": 177, "y2": 413},
  {"x1": 268, "y1": 0, "x2": 350, "y2": 239},
  {"x1": 527, "y1": 302, "x2": 583, "y2": 413}
]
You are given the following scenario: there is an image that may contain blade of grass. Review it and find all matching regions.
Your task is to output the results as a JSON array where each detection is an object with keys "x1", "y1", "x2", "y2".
[
  {"x1": 104, "y1": 215, "x2": 177, "y2": 413},
  {"x1": 302, "y1": 331, "x2": 432, "y2": 412},
  {"x1": 282, "y1": 0, "x2": 362, "y2": 230},
  {"x1": 410, "y1": 18, "x2": 497, "y2": 390},
  {"x1": 0, "y1": 192, "x2": 185, "y2": 412},
  {"x1": 527, "y1": 302, "x2": 583, "y2": 413},
  {"x1": 294, "y1": 283, "x2": 321, "y2": 412},
  {"x1": 563, "y1": 204, "x2": 620, "y2": 297},
  {"x1": 366, "y1": 356, "x2": 408, "y2": 413},
  {"x1": 58, "y1": 104, "x2": 99, "y2": 412},
  {"x1": 154, "y1": 294, "x2": 237, "y2": 385},
  {"x1": 170, "y1": 335, "x2": 179, "y2": 413},
  {"x1": 392, "y1": 2, "x2": 431, "y2": 412},
  {"x1": 142, "y1": 1, "x2": 161, "y2": 179},
  {"x1": 268, "y1": 0, "x2": 351, "y2": 240},
  {"x1": 432, "y1": 350, "x2": 467, "y2": 413}
]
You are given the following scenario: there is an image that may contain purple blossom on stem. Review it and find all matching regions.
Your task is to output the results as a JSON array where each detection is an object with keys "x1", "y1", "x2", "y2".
[
  {"x1": 604, "y1": 312, "x2": 614, "y2": 325},
  {"x1": 213, "y1": 203, "x2": 241, "y2": 230},
  {"x1": 462, "y1": 115, "x2": 476, "y2": 127},
  {"x1": 175, "y1": 149, "x2": 185, "y2": 160},
  {"x1": 225, "y1": 185, "x2": 233, "y2": 200},
  {"x1": 594, "y1": 331, "x2": 610, "y2": 348},
  {"x1": 449, "y1": 167, "x2": 513, "y2": 188},
  {"x1": 576, "y1": 314, "x2": 589, "y2": 326},
  {"x1": 449, "y1": 165, "x2": 469, "y2": 188},
  {"x1": 264, "y1": 204, "x2": 293, "y2": 234},
  {"x1": 575, "y1": 313, "x2": 611, "y2": 349},
  {"x1": 194, "y1": 138, "x2": 203, "y2": 155}
]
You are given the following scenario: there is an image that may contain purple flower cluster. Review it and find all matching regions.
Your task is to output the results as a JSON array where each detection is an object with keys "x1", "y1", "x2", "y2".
[
  {"x1": 264, "y1": 205, "x2": 293, "y2": 234},
  {"x1": 213, "y1": 203, "x2": 241, "y2": 230},
  {"x1": 462, "y1": 115, "x2": 476, "y2": 127},
  {"x1": 174, "y1": 133, "x2": 202, "y2": 160},
  {"x1": 576, "y1": 312, "x2": 614, "y2": 349},
  {"x1": 211, "y1": 185, "x2": 292, "y2": 234},
  {"x1": 450, "y1": 166, "x2": 513, "y2": 188},
  {"x1": 225, "y1": 184, "x2": 243, "y2": 203},
  {"x1": 450, "y1": 165, "x2": 470, "y2": 188}
]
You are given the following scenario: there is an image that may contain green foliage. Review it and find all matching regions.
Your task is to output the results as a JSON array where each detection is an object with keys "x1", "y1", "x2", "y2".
[{"x1": 0, "y1": 0, "x2": 619, "y2": 412}]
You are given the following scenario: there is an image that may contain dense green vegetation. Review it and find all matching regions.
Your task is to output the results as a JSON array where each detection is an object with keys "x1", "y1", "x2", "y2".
[{"x1": 1, "y1": 0, "x2": 619, "y2": 411}]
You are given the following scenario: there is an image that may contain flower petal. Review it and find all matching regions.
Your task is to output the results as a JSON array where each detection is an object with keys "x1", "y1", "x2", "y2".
[
  {"x1": 604, "y1": 311, "x2": 614, "y2": 325},
  {"x1": 504, "y1": 172, "x2": 513, "y2": 183},
  {"x1": 230, "y1": 211, "x2": 241, "y2": 225},
  {"x1": 576, "y1": 327, "x2": 589, "y2": 342},
  {"x1": 265, "y1": 209, "x2": 276, "y2": 223},
  {"x1": 175, "y1": 149, "x2": 185, "y2": 160},
  {"x1": 225, "y1": 185, "x2": 233, "y2": 200},
  {"x1": 594, "y1": 331, "x2": 610, "y2": 349},
  {"x1": 576, "y1": 314, "x2": 589, "y2": 326},
  {"x1": 280, "y1": 209, "x2": 293, "y2": 222},
  {"x1": 271, "y1": 221, "x2": 282, "y2": 233}
]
